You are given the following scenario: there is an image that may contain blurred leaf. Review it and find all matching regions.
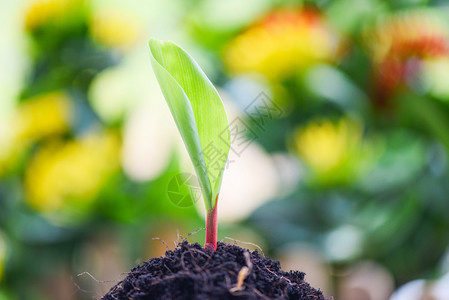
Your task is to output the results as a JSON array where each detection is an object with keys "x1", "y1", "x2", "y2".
[
  {"x1": 326, "y1": 0, "x2": 387, "y2": 34},
  {"x1": 186, "y1": 0, "x2": 270, "y2": 50},
  {"x1": 305, "y1": 64, "x2": 369, "y2": 115},
  {"x1": 398, "y1": 92, "x2": 449, "y2": 151},
  {"x1": 149, "y1": 38, "x2": 230, "y2": 210},
  {"x1": 357, "y1": 130, "x2": 426, "y2": 193}
]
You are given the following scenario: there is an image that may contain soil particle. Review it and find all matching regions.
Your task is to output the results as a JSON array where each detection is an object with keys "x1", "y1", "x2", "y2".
[{"x1": 102, "y1": 241, "x2": 329, "y2": 300}]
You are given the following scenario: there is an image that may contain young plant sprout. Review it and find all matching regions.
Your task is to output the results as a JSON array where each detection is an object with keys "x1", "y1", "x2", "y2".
[{"x1": 148, "y1": 38, "x2": 231, "y2": 251}]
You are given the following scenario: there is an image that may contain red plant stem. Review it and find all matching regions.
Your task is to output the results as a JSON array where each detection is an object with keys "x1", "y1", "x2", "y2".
[{"x1": 204, "y1": 195, "x2": 218, "y2": 250}]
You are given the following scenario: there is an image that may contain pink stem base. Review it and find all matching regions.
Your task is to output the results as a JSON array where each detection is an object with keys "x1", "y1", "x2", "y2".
[{"x1": 204, "y1": 195, "x2": 218, "y2": 250}]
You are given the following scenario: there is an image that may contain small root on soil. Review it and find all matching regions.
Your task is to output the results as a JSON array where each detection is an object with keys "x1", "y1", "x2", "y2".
[
  {"x1": 223, "y1": 236, "x2": 265, "y2": 257},
  {"x1": 229, "y1": 251, "x2": 253, "y2": 293}
]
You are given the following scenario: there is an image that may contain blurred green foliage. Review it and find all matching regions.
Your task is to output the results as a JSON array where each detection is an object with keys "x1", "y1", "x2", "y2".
[{"x1": 1, "y1": 0, "x2": 449, "y2": 298}]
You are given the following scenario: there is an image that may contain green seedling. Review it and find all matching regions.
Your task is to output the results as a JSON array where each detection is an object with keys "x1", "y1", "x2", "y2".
[{"x1": 148, "y1": 38, "x2": 231, "y2": 250}]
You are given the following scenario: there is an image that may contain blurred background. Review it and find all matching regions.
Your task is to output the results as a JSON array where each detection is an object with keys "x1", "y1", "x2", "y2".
[{"x1": 1, "y1": 0, "x2": 449, "y2": 299}]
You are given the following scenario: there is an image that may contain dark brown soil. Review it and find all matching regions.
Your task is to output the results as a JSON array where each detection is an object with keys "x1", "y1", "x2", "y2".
[{"x1": 102, "y1": 241, "x2": 329, "y2": 300}]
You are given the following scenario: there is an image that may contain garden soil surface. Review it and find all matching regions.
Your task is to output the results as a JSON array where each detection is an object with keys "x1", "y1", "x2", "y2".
[{"x1": 102, "y1": 241, "x2": 329, "y2": 300}]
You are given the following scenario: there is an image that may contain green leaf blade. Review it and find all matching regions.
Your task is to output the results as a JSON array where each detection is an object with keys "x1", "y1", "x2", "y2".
[{"x1": 149, "y1": 38, "x2": 230, "y2": 209}]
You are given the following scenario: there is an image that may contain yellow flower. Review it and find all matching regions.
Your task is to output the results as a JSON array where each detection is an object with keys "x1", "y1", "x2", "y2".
[
  {"x1": 14, "y1": 92, "x2": 71, "y2": 145},
  {"x1": 225, "y1": 8, "x2": 340, "y2": 81},
  {"x1": 24, "y1": 0, "x2": 85, "y2": 31},
  {"x1": 90, "y1": 9, "x2": 141, "y2": 49},
  {"x1": 294, "y1": 118, "x2": 367, "y2": 185},
  {"x1": 25, "y1": 132, "x2": 120, "y2": 215},
  {"x1": 0, "y1": 92, "x2": 70, "y2": 177}
]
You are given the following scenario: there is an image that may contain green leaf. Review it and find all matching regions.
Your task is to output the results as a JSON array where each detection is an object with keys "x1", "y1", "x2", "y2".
[{"x1": 148, "y1": 38, "x2": 230, "y2": 210}]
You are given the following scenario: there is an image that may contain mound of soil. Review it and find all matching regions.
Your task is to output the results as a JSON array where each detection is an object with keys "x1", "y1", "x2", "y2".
[{"x1": 102, "y1": 241, "x2": 329, "y2": 300}]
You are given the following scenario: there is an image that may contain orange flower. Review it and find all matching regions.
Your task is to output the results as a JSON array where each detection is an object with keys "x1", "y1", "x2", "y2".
[
  {"x1": 366, "y1": 10, "x2": 449, "y2": 107},
  {"x1": 225, "y1": 8, "x2": 341, "y2": 81}
]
